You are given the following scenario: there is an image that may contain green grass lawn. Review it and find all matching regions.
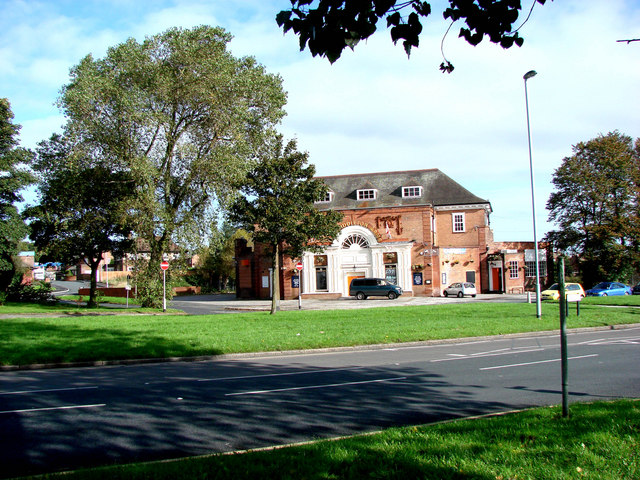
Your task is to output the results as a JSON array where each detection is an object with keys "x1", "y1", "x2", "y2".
[
  {"x1": 1, "y1": 301, "x2": 638, "y2": 367},
  {"x1": 0, "y1": 300, "x2": 163, "y2": 315},
  {"x1": 41, "y1": 399, "x2": 640, "y2": 480},
  {"x1": 56, "y1": 294, "x2": 140, "y2": 305},
  {"x1": 580, "y1": 294, "x2": 640, "y2": 306}
]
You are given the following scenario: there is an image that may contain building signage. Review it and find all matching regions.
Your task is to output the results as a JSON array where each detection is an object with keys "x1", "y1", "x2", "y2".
[
  {"x1": 413, "y1": 272, "x2": 423, "y2": 285},
  {"x1": 442, "y1": 248, "x2": 467, "y2": 254}
]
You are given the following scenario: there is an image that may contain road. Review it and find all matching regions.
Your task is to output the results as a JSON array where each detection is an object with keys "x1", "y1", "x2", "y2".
[
  {"x1": 50, "y1": 280, "x2": 534, "y2": 314},
  {"x1": 1, "y1": 326, "x2": 638, "y2": 478}
]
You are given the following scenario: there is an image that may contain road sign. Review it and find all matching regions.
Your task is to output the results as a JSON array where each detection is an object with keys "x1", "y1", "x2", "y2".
[
  {"x1": 295, "y1": 261, "x2": 303, "y2": 271},
  {"x1": 160, "y1": 261, "x2": 169, "y2": 271}
]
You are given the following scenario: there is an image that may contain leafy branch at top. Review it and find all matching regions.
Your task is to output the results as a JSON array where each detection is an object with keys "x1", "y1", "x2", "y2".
[{"x1": 277, "y1": 0, "x2": 547, "y2": 72}]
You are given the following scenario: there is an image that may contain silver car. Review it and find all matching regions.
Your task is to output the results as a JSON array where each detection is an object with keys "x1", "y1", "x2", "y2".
[{"x1": 443, "y1": 282, "x2": 477, "y2": 298}]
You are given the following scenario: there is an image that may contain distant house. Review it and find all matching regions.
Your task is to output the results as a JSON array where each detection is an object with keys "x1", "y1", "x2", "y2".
[
  {"x1": 72, "y1": 238, "x2": 200, "y2": 282},
  {"x1": 236, "y1": 169, "x2": 552, "y2": 299}
]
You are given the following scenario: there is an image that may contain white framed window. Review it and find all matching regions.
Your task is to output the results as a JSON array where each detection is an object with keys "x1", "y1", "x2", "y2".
[
  {"x1": 342, "y1": 234, "x2": 370, "y2": 249},
  {"x1": 315, "y1": 191, "x2": 333, "y2": 203},
  {"x1": 402, "y1": 186, "x2": 422, "y2": 198},
  {"x1": 509, "y1": 260, "x2": 519, "y2": 279},
  {"x1": 525, "y1": 261, "x2": 547, "y2": 277},
  {"x1": 357, "y1": 189, "x2": 376, "y2": 200},
  {"x1": 452, "y1": 213, "x2": 465, "y2": 232}
]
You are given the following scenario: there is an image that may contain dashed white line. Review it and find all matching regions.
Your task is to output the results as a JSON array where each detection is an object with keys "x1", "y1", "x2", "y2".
[
  {"x1": 432, "y1": 348, "x2": 545, "y2": 362},
  {"x1": 0, "y1": 404, "x2": 106, "y2": 415},
  {"x1": 226, "y1": 376, "x2": 407, "y2": 396},
  {"x1": 196, "y1": 366, "x2": 366, "y2": 383},
  {"x1": 0, "y1": 386, "x2": 98, "y2": 396},
  {"x1": 479, "y1": 354, "x2": 599, "y2": 371}
]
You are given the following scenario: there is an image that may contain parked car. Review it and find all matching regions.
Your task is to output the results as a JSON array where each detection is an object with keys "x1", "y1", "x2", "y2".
[
  {"x1": 443, "y1": 282, "x2": 477, "y2": 298},
  {"x1": 349, "y1": 278, "x2": 403, "y2": 300},
  {"x1": 633, "y1": 283, "x2": 640, "y2": 295},
  {"x1": 540, "y1": 282, "x2": 585, "y2": 301},
  {"x1": 585, "y1": 282, "x2": 632, "y2": 296}
]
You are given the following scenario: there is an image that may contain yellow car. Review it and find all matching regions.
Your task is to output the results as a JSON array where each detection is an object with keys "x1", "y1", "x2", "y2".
[{"x1": 540, "y1": 282, "x2": 585, "y2": 301}]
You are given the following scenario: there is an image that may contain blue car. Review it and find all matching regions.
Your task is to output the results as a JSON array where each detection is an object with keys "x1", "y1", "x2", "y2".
[{"x1": 585, "y1": 282, "x2": 632, "y2": 296}]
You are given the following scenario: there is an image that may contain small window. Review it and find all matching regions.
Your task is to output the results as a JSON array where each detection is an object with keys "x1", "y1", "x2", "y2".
[
  {"x1": 509, "y1": 261, "x2": 518, "y2": 279},
  {"x1": 315, "y1": 191, "x2": 333, "y2": 203},
  {"x1": 357, "y1": 189, "x2": 376, "y2": 200},
  {"x1": 452, "y1": 213, "x2": 465, "y2": 232},
  {"x1": 402, "y1": 186, "x2": 422, "y2": 198}
]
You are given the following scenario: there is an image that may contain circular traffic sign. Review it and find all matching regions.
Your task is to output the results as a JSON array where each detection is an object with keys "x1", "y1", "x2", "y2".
[
  {"x1": 160, "y1": 261, "x2": 169, "y2": 271},
  {"x1": 295, "y1": 261, "x2": 303, "y2": 271}
]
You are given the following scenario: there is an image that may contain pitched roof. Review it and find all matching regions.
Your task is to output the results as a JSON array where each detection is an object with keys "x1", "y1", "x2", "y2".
[{"x1": 315, "y1": 169, "x2": 491, "y2": 210}]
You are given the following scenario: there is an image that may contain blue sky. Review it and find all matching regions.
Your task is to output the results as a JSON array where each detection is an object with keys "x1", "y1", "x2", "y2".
[{"x1": 2, "y1": 0, "x2": 639, "y2": 241}]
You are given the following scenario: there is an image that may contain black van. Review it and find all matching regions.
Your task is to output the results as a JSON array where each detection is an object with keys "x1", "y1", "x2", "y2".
[{"x1": 349, "y1": 278, "x2": 403, "y2": 300}]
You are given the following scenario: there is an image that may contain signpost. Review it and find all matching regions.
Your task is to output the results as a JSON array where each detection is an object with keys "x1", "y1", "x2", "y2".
[
  {"x1": 558, "y1": 257, "x2": 569, "y2": 417},
  {"x1": 295, "y1": 261, "x2": 303, "y2": 309},
  {"x1": 161, "y1": 261, "x2": 169, "y2": 312}
]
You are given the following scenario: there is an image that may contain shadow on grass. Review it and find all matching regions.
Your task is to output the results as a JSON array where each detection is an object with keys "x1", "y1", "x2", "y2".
[{"x1": 0, "y1": 318, "x2": 223, "y2": 366}]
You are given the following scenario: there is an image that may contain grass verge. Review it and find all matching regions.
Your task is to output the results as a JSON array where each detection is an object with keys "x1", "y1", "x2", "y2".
[
  {"x1": 41, "y1": 399, "x2": 640, "y2": 480},
  {"x1": 1, "y1": 301, "x2": 638, "y2": 367},
  {"x1": 0, "y1": 300, "x2": 163, "y2": 315}
]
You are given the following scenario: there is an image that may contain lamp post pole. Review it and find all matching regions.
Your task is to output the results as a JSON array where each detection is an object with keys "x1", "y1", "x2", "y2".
[{"x1": 524, "y1": 70, "x2": 542, "y2": 318}]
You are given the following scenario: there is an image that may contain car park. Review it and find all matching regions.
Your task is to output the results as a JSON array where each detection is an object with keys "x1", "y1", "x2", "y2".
[
  {"x1": 349, "y1": 278, "x2": 403, "y2": 300},
  {"x1": 443, "y1": 282, "x2": 477, "y2": 298},
  {"x1": 540, "y1": 282, "x2": 585, "y2": 301},
  {"x1": 585, "y1": 282, "x2": 632, "y2": 296}
]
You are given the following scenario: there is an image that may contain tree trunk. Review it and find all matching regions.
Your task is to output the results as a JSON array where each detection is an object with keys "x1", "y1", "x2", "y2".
[
  {"x1": 87, "y1": 258, "x2": 101, "y2": 308},
  {"x1": 271, "y1": 243, "x2": 280, "y2": 314}
]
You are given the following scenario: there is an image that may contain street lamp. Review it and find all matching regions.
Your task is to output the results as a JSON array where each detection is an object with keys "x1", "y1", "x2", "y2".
[{"x1": 524, "y1": 70, "x2": 542, "y2": 318}]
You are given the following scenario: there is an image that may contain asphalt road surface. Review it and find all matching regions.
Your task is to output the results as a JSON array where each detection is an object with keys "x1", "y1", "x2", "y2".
[{"x1": 1, "y1": 326, "x2": 639, "y2": 478}]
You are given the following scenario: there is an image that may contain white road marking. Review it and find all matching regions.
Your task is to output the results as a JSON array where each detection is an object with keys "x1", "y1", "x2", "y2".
[
  {"x1": 196, "y1": 366, "x2": 366, "y2": 383},
  {"x1": 432, "y1": 348, "x2": 545, "y2": 363},
  {"x1": 0, "y1": 386, "x2": 98, "y2": 396},
  {"x1": 0, "y1": 404, "x2": 106, "y2": 415},
  {"x1": 574, "y1": 336, "x2": 640, "y2": 346},
  {"x1": 226, "y1": 376, "x2": 407, "y2": 396},
  {"x1": 479, "y1": 354, "x2": 599, "y2": 371}
]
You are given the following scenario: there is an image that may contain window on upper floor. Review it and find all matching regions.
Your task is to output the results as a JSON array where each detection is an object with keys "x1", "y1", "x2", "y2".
[
  {"x1": 315, "y1": 191, "x2": 334, "y2": 203},
  {"x1": 402, "y1": 186, "x2": 422, "y2": 198},
  {"x1": 357, "y1": 189, "x2": 376, "y2": 200},
  {"x1": 452, "y1": 213, "x2": 465, "y2": 232}
]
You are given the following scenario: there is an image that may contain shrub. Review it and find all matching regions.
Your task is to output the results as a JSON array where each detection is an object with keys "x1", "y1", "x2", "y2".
[{"x1": 6, "y1": 280, "x2": 55, "y2": 304}]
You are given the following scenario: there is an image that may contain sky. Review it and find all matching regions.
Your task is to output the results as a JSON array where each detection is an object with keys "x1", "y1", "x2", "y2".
[{"x1": 1, "y1": 0, "x2": 639, "y2": 242}]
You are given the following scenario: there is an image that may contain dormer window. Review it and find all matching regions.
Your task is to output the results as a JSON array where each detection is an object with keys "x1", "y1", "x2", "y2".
[
  {"x1": 402, "y1": 186, "x2": 422, "y2": 198},
  {"x1": 315, "y1": 191, "x2": 334, "y2": 203},
  {"x1": 357, "y1": 189, "x2": 377, "y2": 200}
]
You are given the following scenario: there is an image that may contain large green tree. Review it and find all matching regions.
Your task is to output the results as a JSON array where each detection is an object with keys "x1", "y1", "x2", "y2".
[
  {"x1": 58, "y1": 26, "x2": 287, "y2": 307},
  {"x1": 546, "y1": 131, "x2": 640, "y2": 286},
  {"x1": 230, "y1": 134, "x2": 343, "y2": 313},
  {"x1": 25, "y1": 134, "x2": 136, "y2": 307},
  {"x1": 277, "y1": 0, "x2": 547, "y2": 72},
  {"x1": 0, "y1": 98, "x2": 34, "y2": 292}
]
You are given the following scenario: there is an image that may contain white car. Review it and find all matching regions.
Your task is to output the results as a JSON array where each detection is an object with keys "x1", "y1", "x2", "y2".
[{"x1": 443, "y1": 282, "x2": 477, "y2": 298}]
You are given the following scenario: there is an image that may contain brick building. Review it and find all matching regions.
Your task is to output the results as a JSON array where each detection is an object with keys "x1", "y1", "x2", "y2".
[{"x1": 235, "y1": 169, "x2": 551, "y2": 299}]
